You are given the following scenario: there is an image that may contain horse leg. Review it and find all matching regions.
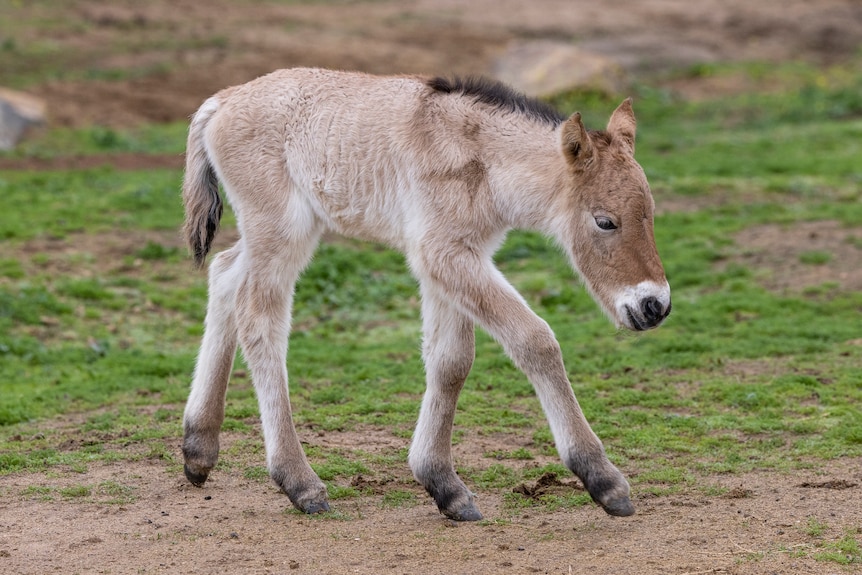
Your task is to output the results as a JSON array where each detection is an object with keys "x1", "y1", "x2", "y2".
[
  {"x1": 417, "y1": 248, "x2": 634, "y2": 517},
  {"x1": 182, "y1": 243, "x2": 244, "y2": 485},
  {"x1": 235, "y1": 224, "x2": 329, "y2": 514},
  {"x1": 409, "y1": 284, "x2": 481, "y2": 521}
]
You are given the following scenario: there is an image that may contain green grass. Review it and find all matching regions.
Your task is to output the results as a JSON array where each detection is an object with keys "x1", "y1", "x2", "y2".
[
  {"x1": 1, "y1": 123, "x2": 189, "y2": 159},
  {"x1": 381, "y1": 489, "x2": 418, "y2": 508},
  {"x1": 814, "y1": 532, "x2": 862, "y2": 565},
  {"x1": 20, "y1": 480, "x2": 137, "y2": 504},
  {"x1": 0, "y1": 168, "x2": 190, "y2": 240},
  {"x1": 2, "y1": 56, "x2": 862, "y2": 523}
]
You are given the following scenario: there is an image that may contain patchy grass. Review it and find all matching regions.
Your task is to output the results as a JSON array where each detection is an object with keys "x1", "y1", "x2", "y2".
[
  {"x1": 20, "y1": 480, "x2": 137, "y2": 505},
  {"x1": 813, "y1": 532, "x2": 862, "y2": 565}
]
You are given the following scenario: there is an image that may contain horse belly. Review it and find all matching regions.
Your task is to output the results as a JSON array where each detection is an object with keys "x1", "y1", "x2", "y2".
[{"x1": 301, "y1": 159, "x2": 412, "y2": 248}]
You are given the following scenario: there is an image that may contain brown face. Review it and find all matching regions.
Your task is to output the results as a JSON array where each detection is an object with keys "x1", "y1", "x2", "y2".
[
  {"x1": 558, "y1": 100, "x2": 670, "y2": 331},
  {"x1": 570, "y1": 154, "x2": 671, "y2": 331}
]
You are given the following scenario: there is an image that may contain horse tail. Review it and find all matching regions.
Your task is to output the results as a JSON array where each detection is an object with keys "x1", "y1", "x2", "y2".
[{"x1": 182, "y1": 97, "x2": 223, "y2": 269}]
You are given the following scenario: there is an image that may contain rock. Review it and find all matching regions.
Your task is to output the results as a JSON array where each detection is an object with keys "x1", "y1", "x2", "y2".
[
  {"x1": 0, "y1": 87, "x2": 46, "y2": 150},
  {"x1": 492, "y1": 40, "x2": 626, "y2": 98}
]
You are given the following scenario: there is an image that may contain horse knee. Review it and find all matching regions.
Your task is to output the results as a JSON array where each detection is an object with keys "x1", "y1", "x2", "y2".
[
  {"x1": 510, "y1": 324, "x2": 563, "y2": 374},
  {"x1": 425, "y1": 347, "x2": 474, "y2": 389},
  {"x1": 423, "y1": 315, "x2": 475, "y2": 386},
  {"x1": 234, "y1": 280, "x2": 291, "y2": 347}
]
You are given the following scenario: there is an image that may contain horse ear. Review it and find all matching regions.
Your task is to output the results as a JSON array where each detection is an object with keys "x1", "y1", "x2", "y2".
[
  {"x1": 607, "y1": 98, "x2": 636, "y2": 153},
  {"x1": 561, "y1": 112, "x2": 593, "y2": 166}
]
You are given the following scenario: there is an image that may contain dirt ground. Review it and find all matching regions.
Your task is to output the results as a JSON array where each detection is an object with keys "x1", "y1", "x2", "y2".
[
  {"x1": 0, "y1": 425, "x2": 862, "y2": 575},
  {"x1": 2, "y1": 1, "x2": 862, "y2": 574},
  {"x1": 1, "y1": 422, "x2": 861, "y2": 575}
]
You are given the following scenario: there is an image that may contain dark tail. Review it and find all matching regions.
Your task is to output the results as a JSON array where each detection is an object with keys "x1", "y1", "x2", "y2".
[{"x1": 182, "y1": 98, "x2": 223, "y2": 269}]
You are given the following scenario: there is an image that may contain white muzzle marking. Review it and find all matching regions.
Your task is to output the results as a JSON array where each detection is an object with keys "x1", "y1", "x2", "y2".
[{"x1": 613, "y1": 280, "x2": 671, "y2": 330}]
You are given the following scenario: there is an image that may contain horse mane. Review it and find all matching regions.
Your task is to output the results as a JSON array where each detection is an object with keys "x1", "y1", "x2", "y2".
[{"x1": 426, "y1": 75, "x2": 565, "y2": 127}]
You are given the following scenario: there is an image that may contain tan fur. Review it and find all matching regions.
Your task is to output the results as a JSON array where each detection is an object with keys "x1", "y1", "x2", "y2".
[{"x1": 181, "y1": 68, "x2": 670, "y2": 520}]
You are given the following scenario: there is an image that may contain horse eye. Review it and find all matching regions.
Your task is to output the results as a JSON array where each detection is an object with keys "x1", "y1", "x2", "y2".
[{"x1": 595, "y1": 216, "x2": 617, "y2": 231}]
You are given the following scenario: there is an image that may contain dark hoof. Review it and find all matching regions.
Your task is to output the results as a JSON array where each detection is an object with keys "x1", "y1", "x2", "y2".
[
  {"x1": 597, "y1": 495, "x2": 635, "y2": 517},
  {"x1": 575, "y1": 463, "x2": 635, "y2": 517},
  {"x1": 443, "y1": 503, "x2": 484, "y2": 522},
  {"x1": 300, "y1": 499, "x2": 331, "y2": 514},
  {"x1": 184, "y1": 464, "x2": 210, "y2": 487}
]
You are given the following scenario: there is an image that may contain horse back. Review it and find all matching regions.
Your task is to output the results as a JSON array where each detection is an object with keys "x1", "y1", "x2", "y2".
[{"x1": 203, "y1": 68, "x2": 491, "y2": 246}]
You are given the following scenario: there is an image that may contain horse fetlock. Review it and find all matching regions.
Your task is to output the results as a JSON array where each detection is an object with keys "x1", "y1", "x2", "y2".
[{"x1": 271, "y1": 468, "x2": 330, "y2": 515}]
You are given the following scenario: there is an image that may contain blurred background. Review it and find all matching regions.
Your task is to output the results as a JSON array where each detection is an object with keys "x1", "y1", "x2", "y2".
[{"x1": 2, "y1": 0, "x2": 861, "y2": 130}]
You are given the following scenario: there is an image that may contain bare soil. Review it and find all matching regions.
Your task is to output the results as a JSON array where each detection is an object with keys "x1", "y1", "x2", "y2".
[
  {"x1": 2, "y1": 1, "x2": 862, "y2": 574},
  {"x1": 729, "y1": 221, "x2": 862, "y2": 294},
  {"x1": 1, "y1": 424, "x2": 861, "y2": 575}
]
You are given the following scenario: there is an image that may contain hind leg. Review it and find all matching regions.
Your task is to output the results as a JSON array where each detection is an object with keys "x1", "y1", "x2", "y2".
[
  {"x1": 182, "y1": 243, "x2": 244, "y2": 485},
  {"x1": 235, "y1": 220, "x2": 329, "y2": 513},
  {"x1": 409, "y1": 284, "x2": 481, "y2": 521}
]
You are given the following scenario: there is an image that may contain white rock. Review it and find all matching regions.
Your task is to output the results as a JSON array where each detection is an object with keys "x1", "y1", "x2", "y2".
[
  {"x1": 492, "y1": 40, "x2": 626, "y2": 98},
  {"x1": 0, "y1": 87, "x2": 46, "y2": 150}
]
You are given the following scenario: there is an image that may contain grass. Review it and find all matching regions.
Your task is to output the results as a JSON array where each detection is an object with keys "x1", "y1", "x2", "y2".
[
  {"x1": 1, "y1": 123, "x2": 189, "y2": 160},
  {"x1": 814, "y1": 532, "x2": 862, "y2": 565},
  {"x1": 1, "y1": 57, "x2": 862, "y2": 527},
  {"x1": 0, "y1": 1, "x2": 228, "y2": 90},
  {"x1": 20, "y1": 479, "x2": 137, "y2": 504}
]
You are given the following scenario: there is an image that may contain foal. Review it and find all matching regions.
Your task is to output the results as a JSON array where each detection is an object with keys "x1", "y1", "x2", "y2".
[{"x1": 181, "y1": 68, "x2": 671, "y2": 521}]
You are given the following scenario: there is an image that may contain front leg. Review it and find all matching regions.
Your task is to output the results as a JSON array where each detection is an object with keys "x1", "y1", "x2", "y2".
[
  {"x1": 414, "y1": 249, "x2": 635, "y2": 517},
  {"x1": 409, "y1": 285, "x2": 482, "y2": 521}
]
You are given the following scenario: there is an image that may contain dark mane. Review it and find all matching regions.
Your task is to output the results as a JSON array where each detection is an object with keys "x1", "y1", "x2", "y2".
[{"x1": 427, "y1": 76, "x2": 565, "y2": 126}]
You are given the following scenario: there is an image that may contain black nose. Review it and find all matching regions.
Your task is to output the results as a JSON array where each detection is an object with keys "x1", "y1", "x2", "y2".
[{"x1": 640, "y1": 297, "x2": 669, "y2": 327}]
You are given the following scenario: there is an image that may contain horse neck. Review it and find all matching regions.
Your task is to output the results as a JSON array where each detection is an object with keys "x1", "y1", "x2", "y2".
[{"x1": 484, "y1": 125, "x2": 572, "y2": 236}]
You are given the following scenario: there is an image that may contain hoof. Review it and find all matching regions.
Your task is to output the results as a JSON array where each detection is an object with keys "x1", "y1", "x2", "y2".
[
  {"x1": 299, "y1": 499, "x2": 331, "y2": 515},
  {"x1": 184, "y1": 464, "x2": 210, "y2": 487},
  {"x1": 597, "y1": 495, "x2": 635, "y2": 517},
  {"x1": 569, "y1": 456, "x2": 636, "y2": 518},
  {"x1": 442, "y1": 502, "x2": 483, "y2": 522},
  {"x1": 273, "y1": 472, "x2": 330, "y2": 516}
]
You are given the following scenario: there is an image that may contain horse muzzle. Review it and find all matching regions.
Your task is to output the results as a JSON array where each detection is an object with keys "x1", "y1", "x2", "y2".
[
  {"x1": 614, "y1": 281, "x2": 672, "y2": 331},
  {"x1": 624, "y1": 297, "x2": 671, "y2": 331}
]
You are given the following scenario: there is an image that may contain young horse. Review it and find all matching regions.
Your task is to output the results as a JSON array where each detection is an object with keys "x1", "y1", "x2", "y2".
[{"x1": 181, "y1": 68, "x2": 671, "y2": 521}]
